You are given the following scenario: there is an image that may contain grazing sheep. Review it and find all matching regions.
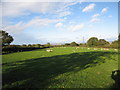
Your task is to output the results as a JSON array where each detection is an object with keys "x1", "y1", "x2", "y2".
[
  {"x1": 94, "y1": 48, "x2": 97, "y2": 50},
  {"x1": 104, "y1": 48, "x2": 109, "y2": 50},
  {"x1": 114, "y1": 49, "x2": 117, "y2": 51},
  {"x1": 106, "y1": 49, "x2": 109, "y2": 50},
  {"x1": 87, "y1": 48, "x2": 90, "y2": 50},
  {"x1": 46, "y1": 49, "x2": 53, "y2": 52}
]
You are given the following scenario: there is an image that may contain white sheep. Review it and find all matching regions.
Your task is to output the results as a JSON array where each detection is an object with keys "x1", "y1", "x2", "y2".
[
  {"x1": 46, "y1": 49, "x2": 53, "y2": 52},
  {"x1": 106, "y1": 49, "x2": 109, "y2": 50},
  {"x1": 114, "y1": 49, "x2": 117, "y2": 51},
  {"x1": 87, "y1": 48, "x2": 90, "y2": 50},
  {"x1": 104, "y1": 48, "x2": 109, "y2": 50},
  {"x1": 94, "y1": 48, "x2": 97, "y2": 50}
]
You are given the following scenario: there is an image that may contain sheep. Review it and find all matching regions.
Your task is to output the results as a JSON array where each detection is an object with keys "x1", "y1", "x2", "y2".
[
  {"x1": 114, "y1": 49, "x2": 117, "y2": 51},
  {"x1": 46, "y1": 49, "x2": 53, "y2": 52},
  {"x1": 50, "y1": 49, "x2": 53, "y2": 52},
  {"x1": 94, "y1": 48, "x2": 97, "y2": 50},
  {"x1": 103, "y1": 48, "x2": 109, "y2": 50},
  {"x1": 106, "y1": 49, "x2": 109, "y2": 50},
  {"x1": 87, "y1": 48, "x2": 90, "y2": 50}
]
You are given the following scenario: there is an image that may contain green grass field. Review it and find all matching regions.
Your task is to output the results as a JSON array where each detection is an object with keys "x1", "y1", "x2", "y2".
[{"x1": 2, "y1": 47, "x2": 119, "y2": 88}]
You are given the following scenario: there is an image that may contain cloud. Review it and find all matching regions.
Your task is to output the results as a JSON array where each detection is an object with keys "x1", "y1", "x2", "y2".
[
  {"x1": 90, "y1": 18, "x2": 100, "y2": 23},
  {"x1": 70, "y1": 23, "x2": 84, "y2": 31},
  {"x1": 3, "y1": 17, "x2": 63, "y2": 34},
  {"x1": 3, "y1": 22, "x2": 26, "y2": 34},
  {"x1": 78, "y1": 0, "x2": 86, "y2": 4},
  {"x1": 92, "y1": 13, "x2": 100, "y2": 18},
  {"x1": 58, "y1": 11, "x2": 72, "y2": 17},
  {"x1": 101, "y1": 7, "x2": 108, "y2": 13},
  {"x1": 43, "y1": 37, "x2": 72, "y2": 44},
  {"x1": 82, "y1": 3, "x2": 95, "y2": 12},
  {"x1": 2, "y1": 0, "x2": 84, "y2": 3},
  {"x1": 55, "y1": 22, "x2": 63, "y2": 28},
  {"x1": 55, "y1": 22, "x2": 85, "y2": 32},
  {"x1": 2, "y1": 2, "x2": 78, "y2": 17},
  {"x1": 90, "y1": 13, "x2": 101, "y2": 23}
]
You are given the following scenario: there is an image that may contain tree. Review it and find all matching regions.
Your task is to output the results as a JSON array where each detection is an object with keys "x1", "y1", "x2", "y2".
[
  {"x1": 111, "y1": 40, "x2": 118, "y2": 48},
  {"x1": 98, "y1": 39, "x2": 109, "y2": 46},
  {"x1": 119, "y1": 33, "x2": 120, "y2": 41},
  {"x1": 32, "y1": 44, "x2": 36, "y2": 47},
  {"x1": 70, "y1": 42, "x2": 78, "y2": 46},
  {"x1": 36, "y1": 44, "x2": 41, "y2": 47},
  {"x1": 87, "y1": 37, "x2": 98, "y2": 47},
  {"x1": 64, "y1": 43, "x2": 70, "y2": 46},
  {"x1": 47, "y1": 43, "x2": 50, "y2": 47},
  {"x1": 79, "y1": 43, "x2": 84, "y2": 46},
  {"x1": 44, "y1": 43, "x2": 51, "y2": 47},
  {"x1": 0, "y1": 30, "x2": 14, "y2": 45},
  {"x1": 21, "y1": 44, "x2": 27, "y2": 47},
  {"x1": 28, "y1": 44, "x2": 32, "y2": 47},
  {"x1": 118, "y1": 33, "x2": 120, "y2": 47}
]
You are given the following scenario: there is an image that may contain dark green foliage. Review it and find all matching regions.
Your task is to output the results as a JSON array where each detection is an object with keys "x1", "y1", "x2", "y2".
[
  {"x1": 32, "y1": 44, "x2": 36, "y2": 47},
  {"x1": 111, "y1": 40, "x2": 118, "y2": 48},
  {"x1": 64, "y1": 43, "x2": 70, "y2": 46},
  {"x1": 118, "y1": 33, "x2": 120, "y2": 48},
  {"x1": 0, "y1": 30, "x2": 14, "y2": 45},
  {"x1": 87, "y1": 37, "x2": 98, "y2": 47},
  {"x1": 2, "y1": 46, "x2": 43, "y2": 54},
  {"x1": 111, "y1": 70, "x2": 120, "y2": 88},
  {"x1": 47, "y1": 43, "x2": 50, "y2": 46},
  {"x1": 112, "y1": 40, "x2": 118, "y2": 45},
  {"x1": 119, "y1": 33, "x2": 120, "y2": 41},
  {"x1": 36, "y1": 44, "x2": 41, "y2": 47},
  {"x1": 21, "y1": 44, "x2": 27, "y2": 47},
  {"x1": 79, "y1": 43, "x2": 84, "y2": 46},
  {"x1": 79, "y1": 43, "x2": 87, "y2": 47},
  {"x1": 44, "y1": 43, "x2": 51, "y2": 47},
  {"x1": 70, "y1": 42, "x2": 78, "y2": 46},
  {"x1": 28, "y1": 44, "x2": 32, "y2": 47},
  {"x1": 2, "y1": 44, "x2": 48, "y2": 54},
  {"x1": 107, "y1": 34, "x2": 119, "y2": 48},
  {"x1": 98, "y1": 39, "x2": 109, "y2": 46}
]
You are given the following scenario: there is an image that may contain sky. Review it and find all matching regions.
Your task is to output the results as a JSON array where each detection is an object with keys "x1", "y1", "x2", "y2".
[{"x1": 1, "y1": 0, "x2": 119, "y2": 45}]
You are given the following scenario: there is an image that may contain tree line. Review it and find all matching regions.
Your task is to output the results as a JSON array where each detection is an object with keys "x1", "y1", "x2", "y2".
[
  {"x1": 63, "y1": 36, "x2": 119, "y2": 48},
  {"x1": 0, "y1": 30, "x2": 119, "y2": 54}
]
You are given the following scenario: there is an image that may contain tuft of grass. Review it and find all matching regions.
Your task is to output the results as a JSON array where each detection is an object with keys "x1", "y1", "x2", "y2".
[{"x1": 2, "y1": 47, "x2": 119, "y2": 88}]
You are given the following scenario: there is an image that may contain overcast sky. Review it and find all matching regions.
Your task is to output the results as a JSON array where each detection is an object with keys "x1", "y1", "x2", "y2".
[{"x1": 1, "y1": 0, "x2": 118, "y2": 44}]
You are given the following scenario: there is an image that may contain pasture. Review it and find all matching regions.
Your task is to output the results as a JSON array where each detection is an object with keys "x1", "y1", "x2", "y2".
[{"x1": 2, "y1": 47, "x2": 119, "y2": 88}]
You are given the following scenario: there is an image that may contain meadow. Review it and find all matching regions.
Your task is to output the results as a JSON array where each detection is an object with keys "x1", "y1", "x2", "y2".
[{"x1": 2, "y1": 47, "x2": 119, "y2": 88}]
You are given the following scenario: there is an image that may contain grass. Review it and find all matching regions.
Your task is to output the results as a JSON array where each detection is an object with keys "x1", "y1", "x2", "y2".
[{"x1": 2, "y1": 47, "x2": 119, "y2": 88}]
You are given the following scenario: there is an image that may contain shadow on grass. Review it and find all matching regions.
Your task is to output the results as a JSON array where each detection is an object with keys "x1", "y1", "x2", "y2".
[{"x1": 3, "y1": 51, "x2": 118, "y2": 88}]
